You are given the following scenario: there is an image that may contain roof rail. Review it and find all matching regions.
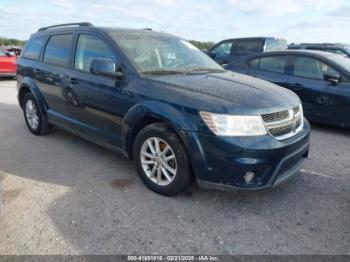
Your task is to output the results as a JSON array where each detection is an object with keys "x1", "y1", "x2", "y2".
[
  {"x1": 38, "y1": 22, "x2": 93, "y2": 32},
  {"x1": 295, "y1": 43, "x2": 338, "y2": 46}
]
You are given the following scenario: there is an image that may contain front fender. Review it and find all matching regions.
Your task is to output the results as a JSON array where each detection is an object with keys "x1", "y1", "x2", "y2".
[
  {"x1": 19, "y1": 77, "x2": 48, "y2": 114},
  {"x1": 122, "y1": 100, "x2": 198, "y2": 156}
]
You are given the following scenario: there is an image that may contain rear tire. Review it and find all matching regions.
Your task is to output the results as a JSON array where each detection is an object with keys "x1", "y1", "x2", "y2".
[
  {"x1": 133, "y1": 123, "x2": 192, "y2": 196},
  {"x1": 22, "y1": 93, "x2": 50, "y2": 135}
]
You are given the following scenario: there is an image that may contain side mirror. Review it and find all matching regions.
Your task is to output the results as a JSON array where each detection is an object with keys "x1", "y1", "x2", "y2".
[
  {"x1": 90, "y1": 58, "x2": 124, "y2": 79},
  {"x1": 7, "y1": 51, "x2": 15, "y2": 56},
  {"x1": 324, "y1": 74, "x2": 340, "y2": 85}
]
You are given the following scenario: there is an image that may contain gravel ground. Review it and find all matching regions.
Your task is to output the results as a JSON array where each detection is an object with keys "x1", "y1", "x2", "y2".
[{"x1": 0, "y1": 79, "x2": 349, "y2": 255}]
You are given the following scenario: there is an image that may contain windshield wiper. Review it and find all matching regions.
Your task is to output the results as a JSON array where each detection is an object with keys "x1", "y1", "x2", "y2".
[
  {"x1": 141, "y1": 70, "x2": 186, "y2": 75},
  {"x1": 185, "y1": 68, "x2": 225, "y2": 75}
]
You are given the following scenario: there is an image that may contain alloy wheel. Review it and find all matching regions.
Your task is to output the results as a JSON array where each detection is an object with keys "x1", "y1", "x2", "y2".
[
  {"x1": 25, "y1": 99, "x2": 39, "y2": 130},
  {"x1": 140, "y1": 137, "x2": 177, "y2": 186}
]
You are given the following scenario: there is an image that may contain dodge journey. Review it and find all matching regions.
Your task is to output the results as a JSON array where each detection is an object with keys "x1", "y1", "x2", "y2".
[{"x1": 16, "y1": 23, "x2": 310, "y2": 196}]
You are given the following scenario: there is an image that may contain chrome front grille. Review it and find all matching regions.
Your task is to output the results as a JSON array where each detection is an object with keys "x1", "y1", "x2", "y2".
[
  {"x1": 261, "y1": 110, "x2": 289, "y2": 123},
  {"x1": 261, "y1": 105, "x2": 303, "y2": 140}
]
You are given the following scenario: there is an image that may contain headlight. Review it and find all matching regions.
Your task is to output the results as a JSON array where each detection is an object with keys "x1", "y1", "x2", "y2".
[{"x1": 200, "y1": 111, "x2": 267, "y2": 136}]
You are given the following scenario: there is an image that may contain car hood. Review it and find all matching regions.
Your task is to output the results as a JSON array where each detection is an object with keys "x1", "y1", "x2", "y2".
[{"x1": 145, "y1": 71, "x2": 300, "y2": 114}]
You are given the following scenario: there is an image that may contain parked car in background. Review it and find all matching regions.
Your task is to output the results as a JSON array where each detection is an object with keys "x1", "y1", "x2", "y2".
[
  {"x1": 206, "y1": 37, "x2": 287, "y2": 65},
  {"x1": 289, "y1": 43, "x2": 350, "y2": 58},
  {"x1": 17, "y1": 23, "x2": 310, "y2": 196},
  {"x1": 225, "y1": 50, "x2": 350, "y2": 128},
  {"x1": 5, "y1": 47, "x2": 22, "y2": 56},
  {"x1": 0, "y1": 48, "x2": 16, "y2": 77}
]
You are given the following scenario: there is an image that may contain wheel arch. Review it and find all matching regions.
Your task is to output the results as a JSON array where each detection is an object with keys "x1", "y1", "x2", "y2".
[
  {"x1": 122, "y1": 101, "x2": 197, "y2": 160},
  {"x1": 18, "y1": 77, "x2": 48, "y2": 114}
]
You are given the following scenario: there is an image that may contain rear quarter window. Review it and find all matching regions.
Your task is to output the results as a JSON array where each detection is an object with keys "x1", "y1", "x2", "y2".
[
  {"x1": 22, "y1": 37, "x2": 46, "y2": 60},
  {"x1": 234, "y1": 40, "x2": 261, "y2": 55},
  {"x1": 43, "y1": 34, "x2": 73, "y2": 67}
]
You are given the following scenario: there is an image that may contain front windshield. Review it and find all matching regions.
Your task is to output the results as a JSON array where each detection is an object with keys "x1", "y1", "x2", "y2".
[
  {"x1": 343, "y1": 45, "x2": 350, "y2": 56},
  {"x1": 0, "y1": 48, "x2": 6, "y2": 56},
  {"x1": 331, "y1": 54, "x2": 350, "y2": 71},
  {"x1": 110, "y1": 32, "x2": 224, "y2": 74}
]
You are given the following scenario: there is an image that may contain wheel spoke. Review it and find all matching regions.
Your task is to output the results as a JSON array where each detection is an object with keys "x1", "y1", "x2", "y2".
[
  {"x1": 154, "y1": 137, "x2": 162, "y2": 155},
  {"x1": 141, "y1": 160, "x2": 155, "y2": 165},
  {"x1": 141, "y1": 150, "x2": 155, "y2": 159},
  {"x1": 149, "y1": 165, "x2": 157, "y2": 178},
  {"x1": 160, "y1": 146, "x2": 170, "y2": 156},
  {"x1": 163, "y1": 154, "x2": 175, "y2": 162},
  {"x1": 157, "y1": 167, "x2": 162, "y2": 183},
  {"x1": 147, "y1": 140, "x2": 156, "y2": 155},
  {"x1": 160, "y1": 166, "x2": 172, "y2": 181},
  {"x1": 163, "y1": 162, "x2": 176, "y2": 175}
]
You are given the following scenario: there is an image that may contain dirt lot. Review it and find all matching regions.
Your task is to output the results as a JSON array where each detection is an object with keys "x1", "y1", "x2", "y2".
[{"x1": 0, "y1": 79, "x2": 349, "y2": 255}]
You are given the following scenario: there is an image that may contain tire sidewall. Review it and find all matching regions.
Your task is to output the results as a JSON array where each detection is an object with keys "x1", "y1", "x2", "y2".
[{"x1": 133, "y1": 124, "x2": 192, "y2": 196}]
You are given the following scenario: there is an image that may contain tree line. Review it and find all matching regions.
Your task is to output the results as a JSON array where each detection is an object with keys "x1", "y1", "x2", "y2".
[
  {"x1": 189, "y1": 40, "x2": 214, "y2": 50},
  {"x1": 0, "y1": 36, "x2": 214, "y2": 50},
  {"x1": 0, "y1": 37, "x2": 26, "y2": 46}
]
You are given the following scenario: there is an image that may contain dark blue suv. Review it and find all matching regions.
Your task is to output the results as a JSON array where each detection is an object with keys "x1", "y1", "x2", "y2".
[{"x1": 16, "y1": 23, "x2": 310, "y2": 196}]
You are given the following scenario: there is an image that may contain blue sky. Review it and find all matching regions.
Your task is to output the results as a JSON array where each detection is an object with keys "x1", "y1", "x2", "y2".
[{"x1": 1, "y1": 0, "x2": 350, "y2": 44}]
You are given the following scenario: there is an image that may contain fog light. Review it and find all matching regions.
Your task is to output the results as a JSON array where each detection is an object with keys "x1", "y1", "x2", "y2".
[{"x1": 244, "y1": 171, "x2": 255, "y2": 184}]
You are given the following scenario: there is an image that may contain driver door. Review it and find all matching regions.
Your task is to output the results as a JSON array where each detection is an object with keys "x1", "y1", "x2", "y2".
[
  {"x1": 66, "y1": 33, "x2": 127, "y2": 147},
  {"x1": 287, "y1": 55, "x2": 349, "y2": 124}
]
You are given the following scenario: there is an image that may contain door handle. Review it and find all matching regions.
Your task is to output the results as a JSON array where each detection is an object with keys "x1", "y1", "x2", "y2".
[{"x1": 33, "y1": 69, "x2": 40, "y2": 73}]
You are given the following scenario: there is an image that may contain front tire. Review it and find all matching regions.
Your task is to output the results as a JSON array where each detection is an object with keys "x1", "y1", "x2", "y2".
[
  {"x1": 133, "y1": 123, "x2": 192, "y2": 196},
  {"x1": 23, "y1": 93, "x2": 50, "y2": 135}
]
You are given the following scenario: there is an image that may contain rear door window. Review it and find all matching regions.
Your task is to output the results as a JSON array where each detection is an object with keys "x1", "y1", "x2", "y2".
[
  {"x1": 43, "y1": 34, "x2": 73, "y2": 67},
  {"x1": 257, "y1": 56, "x2": 287, "y2": 73},
  {"x1": 22, "y1": 37, "x2": 46, "y2": 60}
]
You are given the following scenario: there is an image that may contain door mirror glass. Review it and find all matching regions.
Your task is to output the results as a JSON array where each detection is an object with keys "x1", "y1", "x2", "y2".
[
  {"x1": 90, "y1": 58, "x2": 123, "y2": 79},
  {"x1": 324, "y1": 74, "x2": 340, "y2": 85}
]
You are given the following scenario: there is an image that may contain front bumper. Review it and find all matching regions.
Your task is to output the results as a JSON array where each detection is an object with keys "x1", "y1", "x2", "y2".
[
  {"x1": 0, "y1": 72, "x2": 16, "y2": 77},
  {"x1": 181, "y1": 119, "x2": 311, "y2": 191}
]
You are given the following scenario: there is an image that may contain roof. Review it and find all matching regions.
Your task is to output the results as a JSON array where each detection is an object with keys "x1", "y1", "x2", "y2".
[
  {"x1": 253, "y1": 49, "x2": 344, "y2": 59},
  {"x1": 289, "y1": 43, "x2": 350, "y2": 48},
  {"x1": 31, "y1": 22, "x2": 176, "y2": 39},
  {"x1": 217, "y1": 37, "x2": 286, "y2": 42}
]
